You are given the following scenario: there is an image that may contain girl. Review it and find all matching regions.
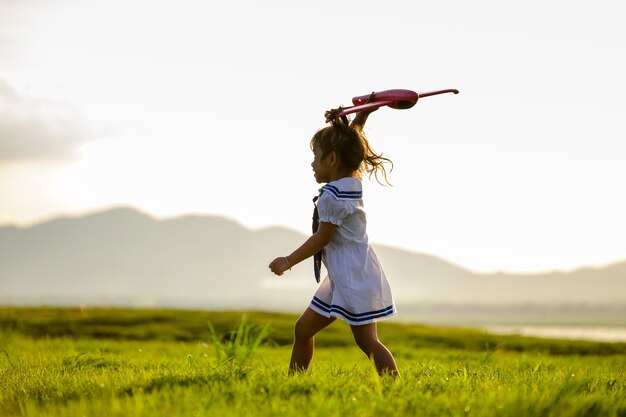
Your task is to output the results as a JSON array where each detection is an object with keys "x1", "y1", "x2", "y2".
[{"x1": 269, "y1": 103, "x2": 398, "y2": 376}]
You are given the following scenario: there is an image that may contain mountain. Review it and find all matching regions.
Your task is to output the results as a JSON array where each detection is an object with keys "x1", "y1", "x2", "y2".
[{"x1": 1, "y1": 207, "x2": 625, "y2": 324}]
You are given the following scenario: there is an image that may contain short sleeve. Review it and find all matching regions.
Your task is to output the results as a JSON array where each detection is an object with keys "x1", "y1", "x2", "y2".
[{"x1": 316, "y1": 192, "x2": 355, "y2": 226}]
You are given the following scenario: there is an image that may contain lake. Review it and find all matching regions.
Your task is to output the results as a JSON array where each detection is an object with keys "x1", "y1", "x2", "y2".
[{"x1": 480, "y1": 325, "x2": 626, "y2": 342}]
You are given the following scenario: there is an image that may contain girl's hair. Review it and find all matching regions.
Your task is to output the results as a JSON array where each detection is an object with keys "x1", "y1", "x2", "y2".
[{"x1": 310, "y1": 108, "x2": 393, "y2": 185}]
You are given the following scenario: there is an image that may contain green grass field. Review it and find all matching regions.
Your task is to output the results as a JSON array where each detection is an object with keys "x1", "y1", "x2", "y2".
[{"x1": 1, "y1": 307, "x2": 625, "y2": 417}]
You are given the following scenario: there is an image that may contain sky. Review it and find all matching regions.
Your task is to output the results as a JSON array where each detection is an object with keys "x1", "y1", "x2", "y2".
[{"x1": 1, "y1": 0, "x2": 625, "y2": 273}]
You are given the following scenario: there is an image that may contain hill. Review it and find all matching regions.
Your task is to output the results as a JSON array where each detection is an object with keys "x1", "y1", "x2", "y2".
[{"x1": 1, "y1": 207, "x2": 625, "y2": 324}]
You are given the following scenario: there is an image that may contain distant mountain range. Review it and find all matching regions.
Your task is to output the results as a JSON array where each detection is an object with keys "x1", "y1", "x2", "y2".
[{"x1": 1, "y1": 207, "x2": 625, "y2": 324}]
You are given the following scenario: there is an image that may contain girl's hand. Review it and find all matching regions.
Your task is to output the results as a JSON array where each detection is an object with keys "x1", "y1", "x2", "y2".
[
  {"x1": 269, "y1": 256, "x2": 291, "y2": 276},
  {"x1": 268, "y1": 223, "x2": 335, "y2": 277}
]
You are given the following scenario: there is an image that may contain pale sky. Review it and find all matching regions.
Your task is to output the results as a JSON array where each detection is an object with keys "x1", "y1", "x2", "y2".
[{"x1": 1, "y1": 0, "x2": 625, "y2": 273}]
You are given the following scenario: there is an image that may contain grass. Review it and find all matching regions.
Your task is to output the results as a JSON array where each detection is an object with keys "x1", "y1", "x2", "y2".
[{"x1": 1, "y1": 306, "x2": 625, "y2": 417}]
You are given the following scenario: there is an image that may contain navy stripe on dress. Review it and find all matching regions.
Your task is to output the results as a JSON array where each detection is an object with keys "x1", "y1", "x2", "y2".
[
  {"x1": 311, "y1": 296, "x2": 395, "y2": 322},
  {"x1": 321, "y1": 184, "x2": 362, "y2": 200}
]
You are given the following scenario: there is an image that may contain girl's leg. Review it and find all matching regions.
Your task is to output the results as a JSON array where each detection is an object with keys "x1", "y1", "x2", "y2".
[
  {"x1": 350, "y1": 322, "x2": 399, "y2": 376},
  {"x1": 289, "y1": 308, "x2": 335, "y2": 374}
]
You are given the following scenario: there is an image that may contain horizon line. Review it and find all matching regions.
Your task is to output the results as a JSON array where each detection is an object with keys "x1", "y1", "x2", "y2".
[{"x1": 1, "y1": 203, "x2": 624, "y2": 276}]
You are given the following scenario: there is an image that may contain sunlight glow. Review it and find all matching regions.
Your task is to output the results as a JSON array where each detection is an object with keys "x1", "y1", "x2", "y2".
[{"x1": 1, "y1": 0, "x2": 625, "y2": 272}]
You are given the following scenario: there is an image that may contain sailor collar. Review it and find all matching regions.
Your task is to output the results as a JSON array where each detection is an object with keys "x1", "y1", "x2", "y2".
[{"x1": 319, "y1": 177, "x2": 363, "y2": 200}]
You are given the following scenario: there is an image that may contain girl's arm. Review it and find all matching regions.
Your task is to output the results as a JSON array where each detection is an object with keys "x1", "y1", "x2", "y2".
[
  {"x1": 269, "y1": 222, "x2": 337, "y2": 276},
  {"x1": 351, "y1": 92, "x2": 377, "y2": 130}
]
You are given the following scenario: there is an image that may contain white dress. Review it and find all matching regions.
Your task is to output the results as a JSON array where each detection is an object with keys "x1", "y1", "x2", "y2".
[{"x1": 308, "y1": 177, "x2": 396, "y2": 325}]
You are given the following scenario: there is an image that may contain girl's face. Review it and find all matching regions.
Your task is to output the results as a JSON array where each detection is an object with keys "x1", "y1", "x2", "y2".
[{"x1": 311, "y1": 142, "x2": 333, "y2": 184}]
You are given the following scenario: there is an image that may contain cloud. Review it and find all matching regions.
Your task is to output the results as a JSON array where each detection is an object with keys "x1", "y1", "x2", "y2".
[{"x1": 0, "y1": 79, "x2": 91, "y2": 163}]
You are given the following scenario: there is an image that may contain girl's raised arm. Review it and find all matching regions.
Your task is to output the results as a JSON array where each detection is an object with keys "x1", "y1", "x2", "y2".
[{"x1": 350, "y1": 92, "x2": 377, "y2": 130}]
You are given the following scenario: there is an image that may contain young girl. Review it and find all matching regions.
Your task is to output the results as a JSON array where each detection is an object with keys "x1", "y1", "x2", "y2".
[{"x1": 269, "y1": 102, "x2": 399, "y2": 376}]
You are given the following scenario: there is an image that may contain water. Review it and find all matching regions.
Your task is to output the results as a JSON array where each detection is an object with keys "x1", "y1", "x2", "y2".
[{"x1": 481, "y1": 325, "x2": 626, "y2": 342}]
